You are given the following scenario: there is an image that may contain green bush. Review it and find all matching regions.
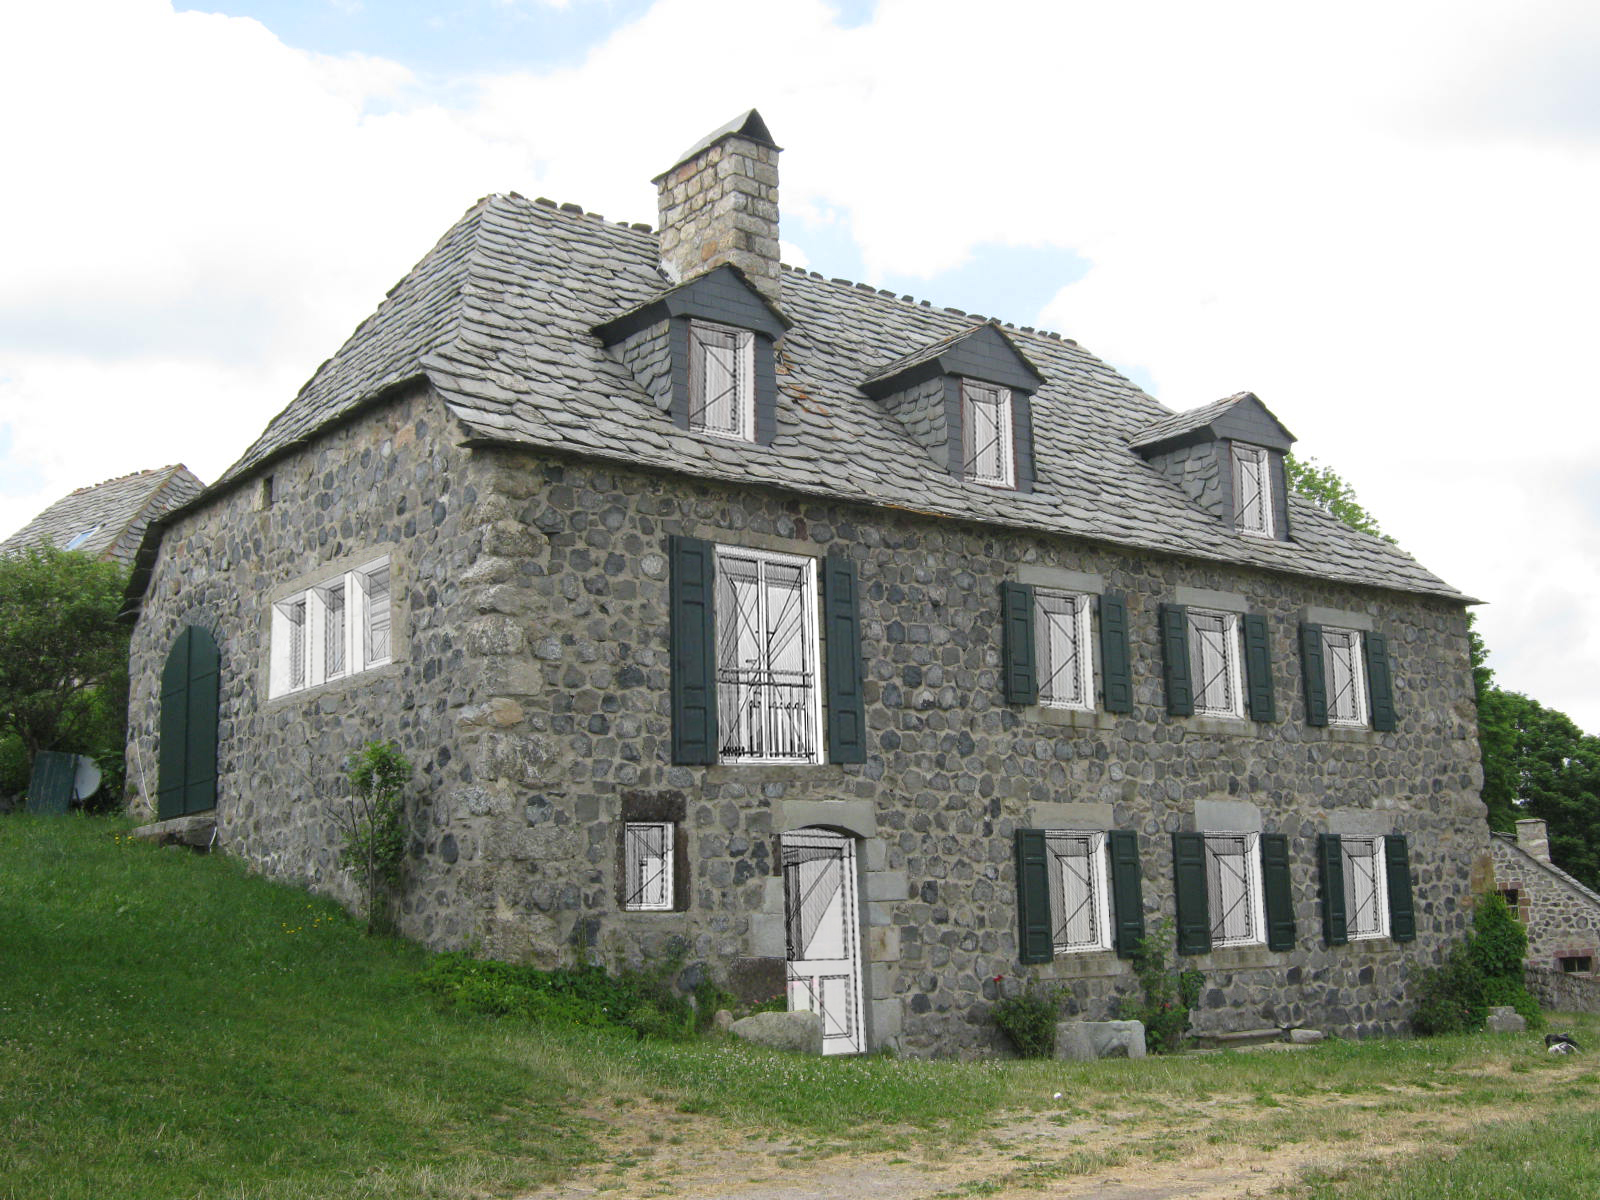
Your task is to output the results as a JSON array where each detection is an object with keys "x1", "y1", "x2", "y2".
[
  {"x1": 1116, "y1": 919, "x2": 1204, "y2": 1053},
  {"x1": 418, "y1": 952, "x2": 697, "y2": 1040},
  {"x1": 991, "y1": 977, "x2": 1063, "y2": 1058},
  {"x1": 337, "y1": 741, "x2": 411, "y2": 934},
  {"x1": 1413, "y1": 893, "x2": 1541, "y2": 1035}
]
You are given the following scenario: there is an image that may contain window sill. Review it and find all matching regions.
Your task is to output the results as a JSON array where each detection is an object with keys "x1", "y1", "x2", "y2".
[
  {"x1": 264, "y1": 660, "x2": 401, "y2": 710},
  {"x1": 703, "y1": 762, "x2": 845, "y2": 783},
  {"x1": 1322, "y1": 725, "x2": 1382, "y2": 745},
  {"x1": 1188, "y1": 944, "x2": 1277, "y2": 970},
  {"x1": 1025, "y1": 705, "x2": 1119, "y2": 731},
  {"x1": 1040, "y1": 950, "x2": 1131, "y2": 979},
  {"x1": 1176, "y1": 715, "x2": 1259, "y2": 739}
]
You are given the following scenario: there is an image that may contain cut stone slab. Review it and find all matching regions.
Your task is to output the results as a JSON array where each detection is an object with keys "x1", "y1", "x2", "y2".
[
  {"x1": 130, "y1": 812, "x2": 217, "y2": 850},
  {"x1": 1056, "y1": 1019, "x2": 1146, "y2": 1061},
  {"x1": 1287, "y1": 1028, "x2": 1326, "y2": 1044},
  {"x1": 728, "y1": 1010, "x2": 824, "y2": 1055},
  {"x1": 1486, "y1": 1006, "x2": 1528, "y2": 1033}
]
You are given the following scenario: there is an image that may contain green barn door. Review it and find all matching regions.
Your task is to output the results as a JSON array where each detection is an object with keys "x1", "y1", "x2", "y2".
[{"x1": 157, "y1": 626, "x2": 220, "y2": 820}]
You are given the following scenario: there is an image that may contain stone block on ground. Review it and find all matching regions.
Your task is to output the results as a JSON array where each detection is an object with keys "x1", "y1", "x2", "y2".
[
  {"x1": 728, "y1": 1010, "x2": 823, "y2": 1055},
  {"x1": 1486, "y1": 1006, "x2": 1528, "y2": 1033},
  {"x1": 1055, "y1": 1019, "x2": 1147, "y2": 1061},
  {"x1": 1286, "y1": 1028, "x2": 1326, "y2": 1044}
]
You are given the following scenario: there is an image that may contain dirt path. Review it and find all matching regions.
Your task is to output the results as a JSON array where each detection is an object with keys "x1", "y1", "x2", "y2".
[{"x1": 523, "y1": 1060, "x2": 1590, "y2": 1200}]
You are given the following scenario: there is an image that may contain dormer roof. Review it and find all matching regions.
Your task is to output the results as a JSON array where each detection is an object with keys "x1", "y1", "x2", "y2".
[
  {"x1": 861, "y1": 321, "x2": 1045, "y2": 398},
  {"x1": 1130, "y1": 391, "x2": 1296, "y2": 455},
  {"x1": 593, "y1": 263, "x2": 791, "y2": 346}
]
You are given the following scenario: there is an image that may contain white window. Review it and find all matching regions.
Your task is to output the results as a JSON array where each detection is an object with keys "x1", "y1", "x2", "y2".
[
  {"x1": 1205, "y1": 832, "x2": 1265, "y2": 947},
  {"x1": 623, "y1": 822, "x2": 674, "y2": 911},
  {"x1": 715, "y1": 546, "x2": 822, "y2": 763},
  {"x1": 961, "y1": 379, "x2": 1015, "y2": 488},
  {"x1": 1036, "y1": 590, "x2": 1093, "y2": 711},
  {"x1": 1232, "y1": 443, "x2": 1274, "y2": 537},
  {"x1": 688, "y1": 321, "x2": 755, "y2": 441},
  {"x1": 1342, "y1": 836, "x2": 1390, "y2": 940},
  {"x1": 63, "y1": 524, "x2": 102, "y2": 551},
  {"x1": 1189, "y1": 609, "x2": 1244, "y2": 718},
  {"x1": 1322, "y1": 628, "x2": 1369, "y2": 726},
  {"x1": 1045, "y1": 831, "x2": 1113, "y2": 953},
  {"x1": 270, "y1": 557, "x2": 393, "y2": 698}
]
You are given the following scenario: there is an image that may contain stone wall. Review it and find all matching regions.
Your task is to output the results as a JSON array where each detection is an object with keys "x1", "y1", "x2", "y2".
[
  {"x1": 129, "y1": 394, "x2": 1488, "y2": 1057},
  {"x1": 1490, "y1": 834, "x2": 1600, "y2": 972},
  {"x1": 1526, "y1": 963, "x2": 1600, "y2": 1015}
]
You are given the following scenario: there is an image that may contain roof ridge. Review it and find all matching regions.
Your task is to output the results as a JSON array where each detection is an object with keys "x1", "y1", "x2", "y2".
[
  {"x1": 504, "y1": 191, "x2": 656, "y2": 237},
  {"x1": 68, "y1": 465, "x2": 173, "y2": 495},
  {"x1": 778, "y1": 262, "x2": 1078, "y2": 346}
]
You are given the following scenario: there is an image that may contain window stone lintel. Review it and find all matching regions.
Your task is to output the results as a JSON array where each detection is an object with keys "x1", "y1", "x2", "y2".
[
  {"x1": 1018, "y1": 565, "x2": 1104, "y2": 593},
  {"x1": 1175, "y1": 585, "x2": 1249, "y2": 613}
]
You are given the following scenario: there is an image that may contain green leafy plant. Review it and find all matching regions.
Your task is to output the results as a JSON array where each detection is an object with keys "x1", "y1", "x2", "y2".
[
  {"x1": 991, "y1": 976, "x2": 1063, "y2": 1058},
  {"x1": 1413, "y1": 892, "x2": 1541, "y2": 1035},
  {"x1": 337, "y1": 741, "x2": 411, "y2": 934},
  {"x1": 1116, "y1": 919, "x2": 1204, "y2": 1053}
]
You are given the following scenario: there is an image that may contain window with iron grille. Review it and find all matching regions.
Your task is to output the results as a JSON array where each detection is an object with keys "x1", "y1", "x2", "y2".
[
  {"x1": 961, "y1": 379, "x2": 1015, "y2": 488},
  {"x1": 1045, "y1": 831, "x2": 1113, "y2": 953},
  {"x1": 622, "y1": 822, "x2": 674, "y2": 911},
  {"x1": 688, "y1": 321, "x2": 755, "y2": 441},
  {"x1": 270, "y1": 557, "x2": 393, "y2": 698},
  {"x1": 715, "y1": 546, "x2": 821, "y2": 763},
  {"x1": 1322, "y1": 628, "x2": 1368, "y2": 726},
  {"x1": 1035, "y1": 590, "x2": 1094, "y2": 710},
  {"x1": 1205, "y1": 833, "x2": 1265, "y2": 947},
  {"x1": 1188, "y1": 609, "x2": 1244, "y2": 718},
  {"x1": 1232, "y1": 443, "x2": 1274, "y2": 537},
  {"x1": 1341, "y1": 836, "x2": 1390, "y2": 940}
]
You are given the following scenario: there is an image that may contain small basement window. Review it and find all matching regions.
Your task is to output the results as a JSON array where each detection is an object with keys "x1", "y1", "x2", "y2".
[
  {"x1": 1560, "y1": 956, "x2": 1593, "y2": 974},
  {"x1": 622, "y1": 822, "x2": 674, "y2": 911}
]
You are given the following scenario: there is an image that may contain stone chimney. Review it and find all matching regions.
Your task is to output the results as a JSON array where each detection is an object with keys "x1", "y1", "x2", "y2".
[
  {"x1": 1515, "y1": 818, "x2": 1551, "y2": 862},
  {"x1": 653, "y1": 109, "x2": 781, "y2": 303}
]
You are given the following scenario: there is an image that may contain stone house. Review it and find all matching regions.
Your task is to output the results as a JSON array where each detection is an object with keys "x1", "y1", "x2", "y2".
[
  {"x1": 125, "y1": 111, "x2": 1488, "y2": 1056},
  {"x1": 1491, "y1": 819, "x2": 1600, "y2": 977},
  {"x1": 2, "y1": 464, "x2": 203, "y2": 566}
]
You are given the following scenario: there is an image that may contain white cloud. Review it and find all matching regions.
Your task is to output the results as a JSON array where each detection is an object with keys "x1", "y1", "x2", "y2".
[{"x1": 2, "y1": 0, "x2": 1597, "y2": 733}]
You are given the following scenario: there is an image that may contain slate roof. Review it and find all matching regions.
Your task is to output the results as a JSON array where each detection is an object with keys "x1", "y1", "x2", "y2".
[
  {"x1": 2, "y1": 465, "x2": 204, "y2": 567},
  {"x1": 203, "y1": 193, "x2": 1465, "y2": 602}
]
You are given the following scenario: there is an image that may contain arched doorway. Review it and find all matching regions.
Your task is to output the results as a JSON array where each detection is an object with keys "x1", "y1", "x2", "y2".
[
  {"x1": 156, "y1": 625, "x2": 220, "y2": 820},
  {"x1": 781, "y1": 828, "x2": 865, "y2": 1055}
]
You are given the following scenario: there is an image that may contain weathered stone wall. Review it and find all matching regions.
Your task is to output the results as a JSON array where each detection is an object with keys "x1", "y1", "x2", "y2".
[
  {"x1": 449, "y1": 445, "x2": 1485, "y2": 1055},
  {"x1": 129, "y1": 399, "x2": 1487, "y2": 1057},
  {"x1": 1526, "y1": 963, "x2": 1600, "y2": 1014},
  {"x1": 126, "y1": 386, "x2": 489, "y2": 939},
  {"x1": 1490, "y1": 835, "x2": 1600, "y2": 971}
]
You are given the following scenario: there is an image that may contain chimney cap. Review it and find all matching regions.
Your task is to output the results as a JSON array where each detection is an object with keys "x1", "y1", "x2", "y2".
[{"x1": 656, "y1": 109, "x2": 780, "y2": 180}]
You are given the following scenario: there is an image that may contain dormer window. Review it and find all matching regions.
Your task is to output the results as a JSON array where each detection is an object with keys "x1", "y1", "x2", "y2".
[
  {"x1": 1232, "y1": 443, "x2": 1274, "y2": 537},
  {"x1": 688, "y1": 321, "x2": 755, "y2": 441},
  {"x1": 961, "y1": 380, "x2": 1015, "y2": 488}
]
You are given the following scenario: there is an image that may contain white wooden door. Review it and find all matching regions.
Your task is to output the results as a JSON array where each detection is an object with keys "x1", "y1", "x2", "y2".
[{"x1": 782, "y1": 830, "x2": 865, "y2": 1055}]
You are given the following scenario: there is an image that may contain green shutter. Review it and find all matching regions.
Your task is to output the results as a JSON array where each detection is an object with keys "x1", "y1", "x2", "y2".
[
  {"x1": 157, "y1": 625, "x2": 219, "y2": 820},
  {"x1": 1300, "y1": 622, "x2": 1328, "y2": 727},
  {"x1": 1365, "y1": 632, "x2": 1397, "y2": 732},
  {"x1": 1015, "y1": 828, "x2": 1054, "y2": 963},
  {"x1": 1318, "y1": 833, "x2": 1348, "y2": 946},
  {"x1": 1172, "y1": 832, "x2": 1211, "y2": 955},
  {"x1": 1107, "y1": 829, "x2": 1145, "y2": 958},
  {"x1": 1098, "y1": 593, "x2": 1134, "y2": 714},
  {"x1": 1000, "y1": 582, "x2": 1037, "y2": 705},
  {"x1": 1386, "y1": 835, "x2": 1416, "y2": 942},
  {"x1": 823, "y1": 554, "x2": 867, "y2": 764},
  {"x1": 1242, "y1": 612, "x2": 1275, "y2": 722},
  {"x1": 669, "y1": 535, "x2": 719, "y2": 765},
  {"x1": 1159, "y1": 604, "x2": 1194, "y2": 717},
  {"x1": 1261, "y1": 833, "x2": 1296, "y2": 951}
]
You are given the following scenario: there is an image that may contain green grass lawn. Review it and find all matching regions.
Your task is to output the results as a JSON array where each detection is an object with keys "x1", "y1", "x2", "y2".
[{"x1": 3, "y1": 814, "x2": 1597, "y2": 1200}]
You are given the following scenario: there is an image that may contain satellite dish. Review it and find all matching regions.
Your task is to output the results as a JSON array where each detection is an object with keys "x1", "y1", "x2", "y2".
[{"x1": 73, "y1": 756, "x2": 102, "y2": 801}]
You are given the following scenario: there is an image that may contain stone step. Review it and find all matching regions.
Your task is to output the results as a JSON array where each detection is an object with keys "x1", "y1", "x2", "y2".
[{"x1": 1193, "y1": 1027, "x2": 1284, "y2": 1049}]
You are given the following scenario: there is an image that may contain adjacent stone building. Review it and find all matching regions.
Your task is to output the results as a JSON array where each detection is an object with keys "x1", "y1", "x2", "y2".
[
  {"x1": 1492, "y1": 819, "x2": 1600, "y2": 976},
  {"x1": 125, "y1": 111, "x2": 1489, "y2": 1056},
  {"x1": 2, "y1": 464, "x2": 203, "y2": 566}
]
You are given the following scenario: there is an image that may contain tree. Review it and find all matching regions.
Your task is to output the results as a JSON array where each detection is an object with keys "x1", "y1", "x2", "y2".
[
  {"x1": 337, "y1": 740, "x2": 412, "y2": 934},
  {"x1": 0, "y1": 547, "x2": 130, "y2": 767},
  {"x1": 1284, "y1": 455, "x2": 1393, "y2": 541}
]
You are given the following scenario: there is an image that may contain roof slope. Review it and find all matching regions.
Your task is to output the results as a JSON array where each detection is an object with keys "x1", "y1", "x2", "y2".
[
  {"x1": 209, "y1": 194, "x2": 1463, "y2": 601},
  {"x1": 2, "y1": 465, "x2": 204, "y2": 567}
]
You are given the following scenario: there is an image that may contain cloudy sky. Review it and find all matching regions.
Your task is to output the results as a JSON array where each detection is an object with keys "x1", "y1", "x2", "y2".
[{"x1": 3, "y1": 0, "x2": 1597, "y2": 730}]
